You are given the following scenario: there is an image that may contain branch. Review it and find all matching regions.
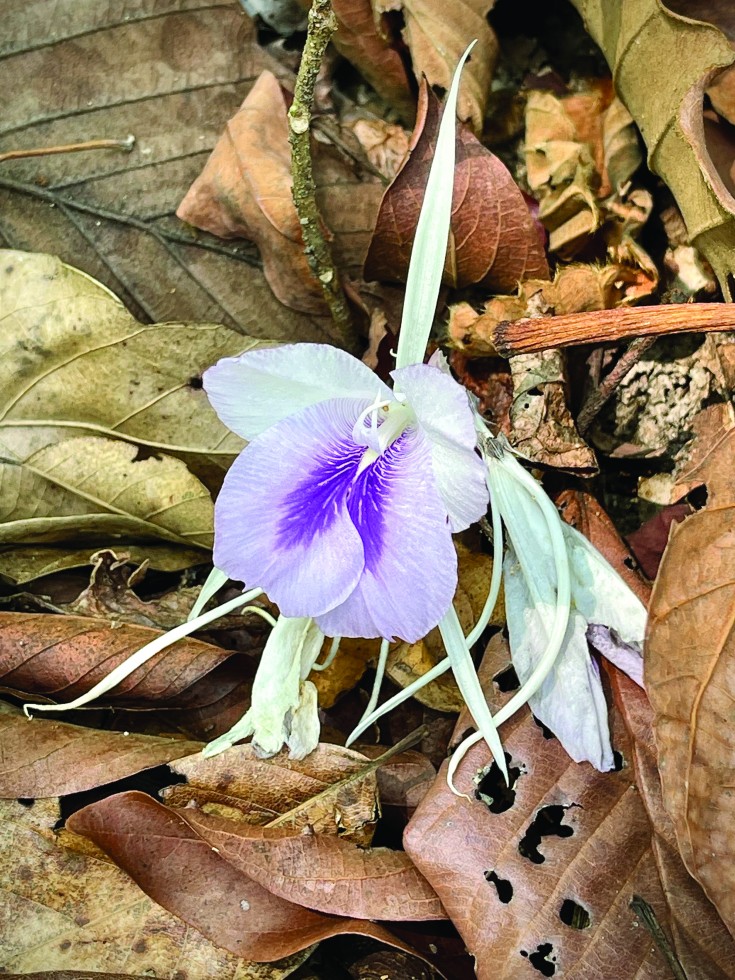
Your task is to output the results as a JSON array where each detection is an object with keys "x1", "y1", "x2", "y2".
[{"x1": 288, "y1": 0, "x2": 360, "y2": 353}]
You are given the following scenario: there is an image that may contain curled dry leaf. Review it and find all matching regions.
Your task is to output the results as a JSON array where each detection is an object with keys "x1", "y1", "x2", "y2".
[
  {"x1": 405, "y1": 631, "x2": 735, "y2": 978},
  {"x1": 0, "y1": 703, "x2": 202, "y2": 798},
  {"x1": 0, "y1": 251, "x2": 262, "y2": 582},
  {"x1": 180, "y1": 807, "x2": 447, "y2": 922},
  {"x1": 570, "y1": 0, "x2": 735, "y2": 297},
  {"x1": 364, "y1": 81, "x2": 549, "y2": 293},
  {"x1": 0, "y1": 797, "x2": 308, "y2": 977},
  {"x1": 646, "y1": 427, "x2": 735, "y2": 935},
  {"x1": 0, "y1": 612, "x2": 236, "y2": 707},
  {"x1": 164, "y1": 743, "x2": 379, "y2": 844},
  {"x1": 178, "y1": 70, "x2": 383, "y2": 315},
  {"x1": 446, "y1": 264, "x2": 648, "y2": 357},
  {"x1": 68, "y1": 791, "x2": 414, "y2": 960},
  {"x1": 372, "y1": 0, "x2": 499, "y2": 132}
]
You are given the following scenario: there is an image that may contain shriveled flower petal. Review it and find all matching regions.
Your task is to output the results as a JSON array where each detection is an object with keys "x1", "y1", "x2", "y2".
[
  {"x1": 392, "y1": 363, "x2": 488, "y2": 531},
  {"x1": 315, "y1": 426, "x2": 457, "y2": 642},
  {"x1": 213, "y1": 398, "x2": 368, "y2": 618},
  {"x1": 586, "y1": 624, "x2": 644, "y2": 688},
  {"x1": 204, "y1": 343, "x2": 392, "y2": 441}
]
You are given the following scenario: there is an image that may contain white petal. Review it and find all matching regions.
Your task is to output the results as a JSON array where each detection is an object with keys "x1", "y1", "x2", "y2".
[
  {"x1": 286, "y1": 680, "x2": 321, "y2": 760},
  {"x1": 392, "y1": 363, "x2": 488, "y2": 530},
  {"x1": 204, "y1": 343, "x2": 393, "y2": 440}
]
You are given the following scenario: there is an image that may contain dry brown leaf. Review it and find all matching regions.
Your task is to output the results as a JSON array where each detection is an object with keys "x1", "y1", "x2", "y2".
[
  {"x1": 163, "y1": 743, "x2": 379, "y2": 843},
  {"x1": 321, "y1": 0, "x2": 416, "y2": 121},
  {"x1": 0, "y1": 797, "x2": 308, "y2": 977},
  {"x1": 0, "y1": 2, "x2": 331, "y2": 342},
  {"x1": 68, "y1": 791, "x2": 418, "y2": 958},
  {"x1": 364, "y1": 81, "x2": 549, "y2": 292},
  {"x1": 570, "y1": 0, "x2": 735, "y2": 298},
  {"x1": 372, "y1": 0, "x2": 499, "y2": 132},
  {"x1": 446, "y1": 265, "x2": 649, "y2": 356},
  {"x1": 708, "y1": 65, "x2": 735, "y2": 126},
  {"x1": 0, "y1": 703, "x2": 202, "y2": 798},
  {"x1": 347, "y1": 117, "x2": 411, "y2": 181},
  {"x1": 405, "y1": 630, "x2": 735, "y2": 978},
  {"x1": 354, "y1": 747, "x2": 436, "y2": 810},
  {"x1": 178, "y1": 70, "x2": 383, "y2": 314},
  {"x1": 180, "y1": 807, "x2": 447, "y2": 921},
  {"x1": 309, "y1": 635, "x2": 374, "y2": 709},
  {"x1": 0, "y1": 611, "x2": 239, "y2": 707},
  {"x1": 646, "y1": 427, "x2": 735, "y2": 935}
]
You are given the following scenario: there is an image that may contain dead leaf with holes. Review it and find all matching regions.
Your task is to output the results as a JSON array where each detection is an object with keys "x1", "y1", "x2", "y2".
[
  {"x1": 569, "y1": 0, "x2": 735, "y2": 298},
  {"x1": 404, "y1": 632, "x2": 735, "y2": 979},
  {"x1": 0, "y1": 797, "x2": 311, "y2": 977},
  {"x1": 178, "y1": 69, "x2": 384, "y2": 314},
  {"x1": 646, "y1": 426, "x2": 735, "y2": 935},
  {"x1": 364, "y1": 80, "x2": 549, "y2": 293},
  {"x1": 0, "y1": 1, "x2": 334, "y2": 341},
  {"x1": 68, "y1": 791, "x2": 435, "y2": 958},
  {"x1": 162, "y1": 743, "x2": 379, "y2": 844}
]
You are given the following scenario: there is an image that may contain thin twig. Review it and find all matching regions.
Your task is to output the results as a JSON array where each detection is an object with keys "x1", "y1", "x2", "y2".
[
  {"x1": 577, "y1": 336, "x2": 657, "y2": 435},
  {"x1": 0, "y1": 136, "x2": 135, "y2": 164},
  {"x1": 264, "y1": 725, "x2": 429, "y2": 828},
  {"x1": 288, "y1": 0, "x2": 360, "y2": 353},
  {"x1": 0, "y1": 176, "x2": 262, "y2": 267},
  {"x1": 629, "y1": 895, "x2": 688, "y2": 980}
]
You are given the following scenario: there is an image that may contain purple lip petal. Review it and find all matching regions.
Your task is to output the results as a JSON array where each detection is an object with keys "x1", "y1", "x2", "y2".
[
  {"x1": 213, "y1": 398, "x2": 368, "y2": 619},
  {"x1": 204, "y1": 343, "x2": 393, "y2": 441},
  {"x1": 392, "y1": 363, "x2": 488, "y2": 531},
  {"x1": 316, "y1": 427, "x2": 457, "y2": 643}
]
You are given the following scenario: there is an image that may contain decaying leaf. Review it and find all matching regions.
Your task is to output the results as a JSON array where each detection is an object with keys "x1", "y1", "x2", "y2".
[
  {"x1": 68, "y1": 791, "x2": 419, "y2": 959},
  {"x1": 446, "y1": 264, "x2": 650, "y2": 357},
  {"x1": 0, "y1": 251, "x2": 263, "y2": 580},
  {"x1": 164, "y1": 743, "x2": 379, "y2": 843},
  {"x1": 178, "y1": 69, "x2": 383, "y2": 314},
  {"x1": 365, "y1": 81, "x2": 549, "y2": 293},
  {"x1": 0, "y1": 703, "x2": 202, "y2": 798},
  {"x1": 646, "y1": 427, "x2": 735, "y2": 935},
  {"x1": 0, "y1": 0, "x2": 332, "y2": 341},
  {"x1": 371, "y1": 0, "x2": 499, "y2": 132},
  {"x1": 180, "y1": 807, "x2": 447, "y2": 921},
  {"x1": 405, "y1": 634, "x2": 735, "y2": 979},
  {"x1": 0, "y1": 797, "x2": 309, "y2": 977},
  {"x1": 570, "y1": 0, "x2": 735, "y2": 297}
]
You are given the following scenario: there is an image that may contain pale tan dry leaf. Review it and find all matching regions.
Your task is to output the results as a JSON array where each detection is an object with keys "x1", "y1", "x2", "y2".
[
  {"x1": 348, "y1": 117, "x2": 410, "y2": 181},
  {"x1": 164, "y1": 743, "x2": 379, "y2": 843},
  {"x1": 372, "y1": 0, "x2": 499, "y2": 132},
  {"x1": 0, "y1": 1, "x2": 331, "y2": 340},
  {"x1": 646, "y1": 427, "x2": 735, "y2": 935},
  {"x1": 570, "y1": 0, "x2": 735, "y2": 298},
  {"x1": 0, "y1": 797, "x2": 308, "y2": 977}
]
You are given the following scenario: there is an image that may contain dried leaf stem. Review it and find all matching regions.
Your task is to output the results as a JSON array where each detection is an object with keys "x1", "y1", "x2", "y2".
[
  {"x1": 576, "y1": 336, "x2": 657, "y2": 435},
  {"x1": 264, "y1": 725, "x2": 429, "y2": 828},
  {"x1": 0, "y1": 136, "x2": 135, "y2": 164},
  {"x1": 288, "y1": 0, "x2": 359, "y2": 352},
  {"x1": 629, "y1": 895, "x2": 688, "y2": 980},
  {"x1": 493, "y1": 303, "x2": 735, "y2": 357}
]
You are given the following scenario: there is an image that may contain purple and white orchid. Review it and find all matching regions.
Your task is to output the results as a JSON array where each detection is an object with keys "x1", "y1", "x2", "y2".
[{"x1": 202, "y1": 345, "x2": 488, "y2": 644}]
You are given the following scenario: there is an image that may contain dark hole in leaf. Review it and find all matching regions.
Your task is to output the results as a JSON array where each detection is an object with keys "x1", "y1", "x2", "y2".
[
  {"x1": 532, "y1": 715, "x2": 556, "y2": 740},
  {"x1": 484, "y1": 869, "x2": 513, "y2": 903},
  {"x1": 687, "y1": 483, "x2": 709, "y2": 511},
  {"x1": 16, "y1": 797, "x2": 34, "y2": 808},
  {"x1": 518, "y1": 804, "x2": 576, "y2": 864},
  {"x1": 432, "y1": 84, "x2": 447, "y2": 100},
  {"x1": 612, "y1": 750, "x2": 625, "y2": 771},
  {"x1": 559, "y1": 898, "x2": 591, "y2": 929},
  {"x1": 623, "y1": 556, "x2": 636, "y2": 570},
  {"x1": 475, "y1": 753, "x2": 521, "y2": 814},
  {"x1": 55, "y1": 764, "x2": 188, "y2": 830},
  {"x1": 526, "y1": 386, "x2": 543, "y2": 397},
  {"x1": 493, "y1": 664, "x2": 520, "y2": 692},
  {"x1": 524, "y1": 942, "x2": 556, "y2": 976},
  {"x1": 188, "y1": 375, "x2": 203, "y2": 389}
]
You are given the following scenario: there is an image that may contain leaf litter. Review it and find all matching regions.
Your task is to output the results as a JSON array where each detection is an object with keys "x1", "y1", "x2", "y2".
[{"x1": 3, "y1": 0, "x2": 735, "y2": 977}]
